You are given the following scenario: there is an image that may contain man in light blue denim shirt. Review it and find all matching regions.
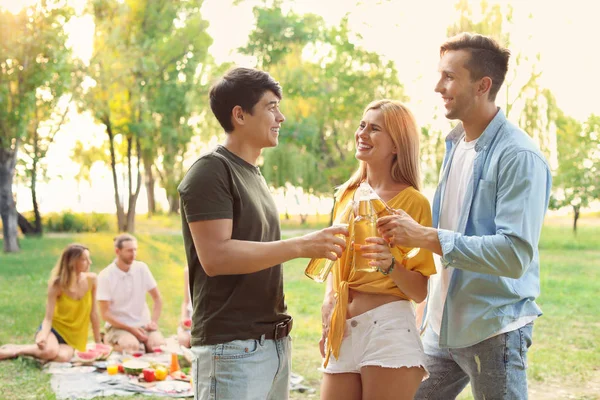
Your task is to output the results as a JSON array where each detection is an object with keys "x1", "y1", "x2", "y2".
[{"x1": 377, "y1": 33, "x2": 551, "y2": 399}]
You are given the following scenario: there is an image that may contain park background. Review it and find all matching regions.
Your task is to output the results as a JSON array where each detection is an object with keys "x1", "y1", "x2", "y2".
[{"x1": 1, "y1": 0, "x2": 599, "y2": 399}]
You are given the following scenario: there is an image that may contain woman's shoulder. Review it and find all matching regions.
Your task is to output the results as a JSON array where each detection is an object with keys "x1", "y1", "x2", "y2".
[
  {"x1": 392, "y1": 186, "x2": 430, "y2": 207},
  {"x1": 47, "y1": 279, "x2": 62, "y2": 296},
  {"x1": 84, "y1": 272, "x2": 98, "y2": 286}
]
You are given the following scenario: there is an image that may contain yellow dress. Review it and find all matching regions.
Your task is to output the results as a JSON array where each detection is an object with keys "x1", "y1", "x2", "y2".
[
  {"x1": 324, "y1": 186, "x2": 437, "y2": 367},
  {"x1": 52, "y1": 277, "x2": 93, "y2": 352}
]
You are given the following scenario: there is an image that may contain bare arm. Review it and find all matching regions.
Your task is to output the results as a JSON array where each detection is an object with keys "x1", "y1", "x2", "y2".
[
  {"x1": 188, "y1": 219, "x2": 348, "y2": 277},
  {"x1": 147, "y1": 287, "x2": 162, "y2": 328},
  {"x1": 319, "y1": 272, "x2": 336, "y2": 358},
  {"x1": 37, "y1": 283, "x2": 59, "y2": 349},
  {"x1": 180, "y1": 268, "x2": 191, "y2": 324},
  {"x1": 415, "y1": 299, "x2": 426, "y2": 332},
  {"x1": 388, "y1": 262, "x2": 429, "y2": 304},
  {"x1": 361, "y1": 237, "x2": 429, "y2": 303},
  {"x1": 98, "y1": 301, "x2": 133, "y2": 333},
  {"x1": 89, "y1": 274, "x2": 101, "y2": 343}
]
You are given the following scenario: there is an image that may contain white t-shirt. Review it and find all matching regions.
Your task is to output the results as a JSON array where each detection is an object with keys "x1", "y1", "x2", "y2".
[
  {"x1": 97, "y1": 260, "x2": 157, "y2": 328},
  {"x1": 428, "y1": 137, "x2": 478, "y2": 335}
]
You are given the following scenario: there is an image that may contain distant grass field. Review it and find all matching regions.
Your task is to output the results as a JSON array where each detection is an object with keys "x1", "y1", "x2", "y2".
[{"x1": 0, "y1": 219, "x2": 599, "y2": 399}]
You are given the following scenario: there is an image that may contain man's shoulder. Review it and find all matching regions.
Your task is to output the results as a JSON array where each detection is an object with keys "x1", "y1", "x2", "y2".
[
  {"x1": 98, "y1": 263, "x2": 116, "y2": 279},
  {"x1": 496, "y1": 120, "x2": 547, "y2": 162},
  {"x1": 179, "y1": 148, "x2": 230, "y2": 190},
  {"x1": 131, "y1": 260, "x2": 150, "y2": 273}
]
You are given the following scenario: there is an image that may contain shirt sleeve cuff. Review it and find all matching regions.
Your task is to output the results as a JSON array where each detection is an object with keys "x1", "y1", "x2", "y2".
[{"x1": 437, "y1": 229, "x2": 456, "y2": 267}]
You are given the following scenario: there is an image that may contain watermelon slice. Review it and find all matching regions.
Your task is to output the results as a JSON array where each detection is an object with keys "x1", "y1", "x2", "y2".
[
  {"x1": 89, "y1": 343, "x2": 113, "y2": 360},
  {"x1": 123, "y1": 360, "x2": 149, "y2": 375},
  {"x1": 74, "y1": 350, "x2": 100, "y2": 364}
]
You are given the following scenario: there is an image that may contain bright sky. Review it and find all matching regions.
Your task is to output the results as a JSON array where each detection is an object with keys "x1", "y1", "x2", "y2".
[{"x1": 2, "y1": 0, "x2": 599, "y2": 213}]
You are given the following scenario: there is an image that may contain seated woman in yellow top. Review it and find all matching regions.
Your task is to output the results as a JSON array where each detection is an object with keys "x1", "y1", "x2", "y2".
[
  {"x1": 0, "y1": 244, "x2": 101, "y2": 362},
  {"x1": 320, "y1": 100, "x2": 436, "y2": 400}
]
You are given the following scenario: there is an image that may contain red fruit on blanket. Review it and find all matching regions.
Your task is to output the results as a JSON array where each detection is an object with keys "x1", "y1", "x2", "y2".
[
  {"x1": 89, "y1": 343, "x2": 113, "y2": 360},
  {"x1": 74, "y1": 350, "x2": 100, "y2": 363},
  {"x1": 142, "y1": 368, "x2": 156, "y2": 382}
]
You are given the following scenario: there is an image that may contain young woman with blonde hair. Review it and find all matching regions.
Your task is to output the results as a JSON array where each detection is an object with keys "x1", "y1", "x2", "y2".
[
  {"x1": 320, "y1": 100, "x2": 436, "y2": 400},
  {"x1": 0, "y1": 244, "x2": 101, "y2": 361}
]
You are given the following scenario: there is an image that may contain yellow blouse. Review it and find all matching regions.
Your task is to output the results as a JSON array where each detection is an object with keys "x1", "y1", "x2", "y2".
[
  {"x1": 52, "y1": 278, "x2": 93, "y2": 352},
  {"x1": 324, "y1": 186, "x2": 436, "y2": 367}
]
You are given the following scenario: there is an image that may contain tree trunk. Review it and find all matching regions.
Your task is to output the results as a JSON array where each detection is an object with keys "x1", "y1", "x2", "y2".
[
  {"x1": 168, "y1": 194, "x2": 180, "y2": 214},
  {"x1": 17, "y1": 212, "x2": 38, "y2": 235},
  {"x1": 573, "y1": 204, "x2": 580, "y2": 234},
  {"x1": 106, "y1": 120, "x2": 126, "y2": 231},
  {"x1": 30, "y1": 140, "x2": 43, "y2": 234},
  {"x1": 299, "y1": 214, "x2": 308, "y2": 224},
  {"x1": 0, "y1": 147, "x2": 20, "y2": 252},
  {"x1": 143, "y1": 152, "x2": 156, "y2": 217},
  {"x1": 124, "y1": 137, "x2": 143, "y2": 233},
  {"x1": 284, "y1": 188, "x2": 289, "y2": 220}
]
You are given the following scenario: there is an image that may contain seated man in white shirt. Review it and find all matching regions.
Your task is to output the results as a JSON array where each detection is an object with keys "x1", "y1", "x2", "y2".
[{"x1": 97, "y1": 234, "x2": 165, "y2": 353}]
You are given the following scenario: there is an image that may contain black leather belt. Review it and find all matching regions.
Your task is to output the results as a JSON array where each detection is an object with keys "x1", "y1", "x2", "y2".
[{"x1": 263, "y1": 318, "x2": 293, "y2": 340}]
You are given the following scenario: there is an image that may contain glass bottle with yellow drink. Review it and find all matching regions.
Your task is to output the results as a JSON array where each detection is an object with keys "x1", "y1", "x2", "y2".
[
  {"x1": 304, "y1": 198, "x2": 354, "y2": 282},
  {"x1": 352, "y1": 183, "x2": 380, "y2": 272},
  {"x1": 353, "y1": 182, "x2": 420, "y2": 272}
]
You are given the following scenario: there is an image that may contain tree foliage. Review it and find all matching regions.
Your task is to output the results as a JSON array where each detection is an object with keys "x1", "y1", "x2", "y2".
[
  {"x1": 241, "y1": 4, "x2": 404, "y2": 203},
  {"x1": 0, "y1": 0, "x2": 75, "y2": 251},
  {"x1": 79, "y1": 0, "x2": 213, "y2": 229},
  {"x1": 551, "y1": 114, "x2": 600, "y2": 232}
]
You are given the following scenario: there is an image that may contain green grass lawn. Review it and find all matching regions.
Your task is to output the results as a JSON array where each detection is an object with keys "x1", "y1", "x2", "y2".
[{"x1": 0, "y1": 222, "x2": 599, "y2": 399}]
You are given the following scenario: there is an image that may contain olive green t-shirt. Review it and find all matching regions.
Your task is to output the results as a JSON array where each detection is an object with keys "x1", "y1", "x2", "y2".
[{"x1": 177, "y1": 145, "x2": 289, "y2": 346}]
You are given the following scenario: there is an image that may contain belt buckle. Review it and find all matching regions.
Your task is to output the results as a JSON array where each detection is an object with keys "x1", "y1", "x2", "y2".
[{"x1": 273, "y1": 318, "x2": 292, "y2": 340}]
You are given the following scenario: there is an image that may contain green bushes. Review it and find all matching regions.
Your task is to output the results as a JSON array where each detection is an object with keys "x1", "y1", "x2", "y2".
[{"x1": 44, "y1": 211, "x2": 111, "y2": 233}]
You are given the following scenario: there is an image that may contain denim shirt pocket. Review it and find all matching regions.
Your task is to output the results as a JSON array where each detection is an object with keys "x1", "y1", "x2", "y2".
[{"x1": 471, "y1": 179, "x2": 497, "y2": 224}]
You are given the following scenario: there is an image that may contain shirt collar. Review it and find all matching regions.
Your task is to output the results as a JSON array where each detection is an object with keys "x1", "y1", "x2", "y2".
[
  {"x1": 446, "y1": 108, "x2": 507, "y2": 152},
  {"x1": 112, "y1": 261, "x2": 132, "y2": 277}
]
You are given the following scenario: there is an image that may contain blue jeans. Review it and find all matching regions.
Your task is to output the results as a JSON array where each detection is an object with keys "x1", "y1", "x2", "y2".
[
  {"x1": 415, "y1": 323, "x2": 533, "y2": 400},
  {"x1": 191, "y1": 335, "x2": 291, "y2": 400}
]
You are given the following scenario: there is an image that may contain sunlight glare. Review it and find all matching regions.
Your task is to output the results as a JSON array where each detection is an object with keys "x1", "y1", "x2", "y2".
[{"x1": 0, "y1": 0, "x2": 37, "y2": 14}]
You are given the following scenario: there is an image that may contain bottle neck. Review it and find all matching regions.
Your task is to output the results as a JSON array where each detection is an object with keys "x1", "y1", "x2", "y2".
[{"x1": 356, "y1": 199, "x2": 375, "y2": 216}]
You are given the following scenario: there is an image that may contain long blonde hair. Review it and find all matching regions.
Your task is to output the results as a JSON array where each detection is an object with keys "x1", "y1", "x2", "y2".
[
  {"x1": 336, "y1": 99, "x2": 422, "y2": 199},
  {"x1": 48, "y1": 243, "x2": 89, "y2": 291}
]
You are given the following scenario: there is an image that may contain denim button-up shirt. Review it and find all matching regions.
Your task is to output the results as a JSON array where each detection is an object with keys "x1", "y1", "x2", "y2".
[{"x1": 430, "y1": 109, "x2": 552, "y2": 348}]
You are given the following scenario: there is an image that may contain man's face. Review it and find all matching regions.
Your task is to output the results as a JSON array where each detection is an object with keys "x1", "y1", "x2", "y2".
[
  {"x1": 434, "y1": 49, "x2": 479, "y2": 121},
  {"x1": 242, "y1": 91, "x2": 285, "y2": 148},
  {"x1": 116, "y1": 239, "x2": 137, "y2": 265}
]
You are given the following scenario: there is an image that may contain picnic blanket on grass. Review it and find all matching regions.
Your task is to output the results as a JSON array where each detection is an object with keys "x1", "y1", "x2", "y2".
[
  {"x1": 50, "y1": 369, "x2": 192, "y2": 399},
  {"x1": 46, "y1": 361, "x2": 193, "y2": 399},
  {"x1": 44, "y1": 338, "x2": 314, "y2": 399}
]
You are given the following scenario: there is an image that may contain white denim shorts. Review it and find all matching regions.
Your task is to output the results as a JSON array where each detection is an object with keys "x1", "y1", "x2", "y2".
[{"x1": 322, "y1": 300, "x2": 428, "y2": 378}]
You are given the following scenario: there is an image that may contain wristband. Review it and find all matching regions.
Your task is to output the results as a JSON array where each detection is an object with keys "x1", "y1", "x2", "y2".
[{"x1": 377, "y1": 256, "x2": 395, "y2": 275}]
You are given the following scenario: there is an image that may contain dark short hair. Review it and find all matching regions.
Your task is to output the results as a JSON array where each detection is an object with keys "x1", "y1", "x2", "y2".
[
  {"x1": 440, "y1": 32, "x2": 510, "y2": 101},
  {"x1": 114, "y1": 233, "x2": 136, "y2": 249},
  {"x1": 209, "y1": 67, "x2": 282, "y2": 133}
]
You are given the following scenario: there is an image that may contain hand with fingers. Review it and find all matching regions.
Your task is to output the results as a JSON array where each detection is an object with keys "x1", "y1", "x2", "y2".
[
  {"x1": 319, "y1": 297, "x2": 335, "y2": 358},
  {"x1": 357, "y1": 237, "x2": 395, "y2": 274},
  {"x1": 131, "y1": 327, "x2": 149, "y2": 343},
  {"x1": 377, "y1": 209, "x2": 424, "y2": 249},
  {"x1": 36, "y1": 335, "x2": 47, "y2": 350},
  {"x1": 299, "y1": 225, "x2": 349, "y2": 261},
  {"x1": 144, "y1": 321, "x2": 158, "y2": 332}
]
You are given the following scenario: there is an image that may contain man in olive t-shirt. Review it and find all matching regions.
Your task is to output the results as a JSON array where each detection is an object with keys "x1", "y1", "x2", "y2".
[{"x1": 178, "y1": 67, "x2": 348, "y2": 400}]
